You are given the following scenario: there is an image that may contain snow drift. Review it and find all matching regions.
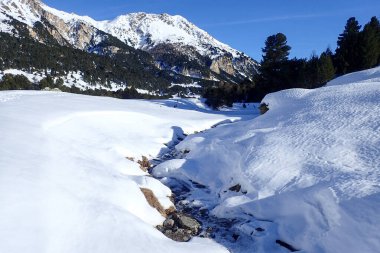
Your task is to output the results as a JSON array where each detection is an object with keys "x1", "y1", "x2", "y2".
[
  {"x1": 0, "y1": 92, "x2": 251, "y2": 253},
  {"x1": 154, "y1": 66, "x2": 380, "y2": 253}
]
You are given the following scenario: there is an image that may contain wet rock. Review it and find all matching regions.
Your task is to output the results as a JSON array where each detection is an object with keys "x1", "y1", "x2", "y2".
[
  {"x1": 229, "y1": 184, "x2": 242, "y2": 192},
  {"x1": 156, "y1": 225, "x2": 165, "y2": 233},
  {"x1": 163, "y1": 218, "x2": 175, "y2": 229},
  {"x1": 164, "y1": 229, "x2": 191, "y2": 242},
  {"x1": 232, "y1": 233, "x2": 240, "y2": 241},
  {"x1": 173, "y1": 213, "x2": 201, "y2": 234},
  {"x1": 158, "y1": 212, "x2": 201, "y2": 242},
  {"x1": 256, "y1": 227, "x2": 265, "y2": 232}
]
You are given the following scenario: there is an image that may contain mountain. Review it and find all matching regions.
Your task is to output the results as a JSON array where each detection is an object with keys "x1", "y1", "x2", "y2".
[
  {"x1": 0, "y1": 0, "x2": 258, "y2": 94},
  {"x1": 97, "y1": 13, "x2": 258, "y2": 80}
]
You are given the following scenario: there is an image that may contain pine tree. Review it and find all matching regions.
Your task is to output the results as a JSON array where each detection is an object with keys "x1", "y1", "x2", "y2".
[
  {"x1": 318, "y1": 49, "x2": 335, "y2": 85},
  {"x1": 261, "y1": 33, "x2": 291, "y2": 65},
  {"x1": 335, "y1": 17, "x2": 362, "y2": 74},
  {"x1": 259, "y1": 33, "x2": 291, "y2": 91},
  {"x1": 359, "y1": 16, "x2": 380, "y2": 69}
]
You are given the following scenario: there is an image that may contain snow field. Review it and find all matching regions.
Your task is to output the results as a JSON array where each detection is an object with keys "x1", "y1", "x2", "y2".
[
  {"x1": 0, "y1": 91, "x2": 253, "y2": 253},
  {"x1": 154, "y1": 66, "x2": 380, "y2": 253}
]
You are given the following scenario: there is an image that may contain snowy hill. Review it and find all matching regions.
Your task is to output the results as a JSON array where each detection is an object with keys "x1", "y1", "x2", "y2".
[
  {"x1": 0, "y1": 91, "x2": 254, "y2": 253},
  {"x1": 0, "y1": 0, "x2": 258, "y2": 84},
  {"x1": 153, "y1": 67, "x2": 380, "y2": 252}
]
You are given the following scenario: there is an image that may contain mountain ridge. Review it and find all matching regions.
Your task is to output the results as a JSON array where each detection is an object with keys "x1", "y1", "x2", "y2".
[{"x1": 0, "y1": 0, "x2": 258, "y2": 93}]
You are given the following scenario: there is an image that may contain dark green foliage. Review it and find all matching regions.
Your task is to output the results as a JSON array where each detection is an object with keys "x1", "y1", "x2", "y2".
[
  {"x1": 205, "y1": 16, "x2": 379, "y2": 108},
  {"x1": 317, "y1": 49, "x2": 336, "y2": 85},
  {"x1": 259, "y1": 33, "x2": 291, "y2": 92},
  {"x1": 335, "y1": 17, "x2": 362, "y2": 74},
  {"x1": 261, "y1": 33, "x2": 291, "y2": 64},
  {"x1": 203, "y1": 80, "x2": 258, "y2": 109},
  {"x1": 0, "y1": 74, "x2": 36, "y2": 90},
  {"x1": 334, "y1": 16, "x2": 380, "y2": 74},
  {"x1": 203, "y1": 82, "x2": 235, "y2": 109},
  {"x1": 359, "y1": 17, "x2": 380, "y2": 69}
]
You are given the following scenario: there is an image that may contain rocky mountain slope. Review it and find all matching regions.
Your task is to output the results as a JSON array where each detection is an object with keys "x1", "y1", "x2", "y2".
[{"x1": 0, "y1": 0, "x2": 258, "y2": 92}]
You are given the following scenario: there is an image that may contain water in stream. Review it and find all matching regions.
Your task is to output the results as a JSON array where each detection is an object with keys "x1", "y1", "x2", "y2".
[{"x1": 149, "y1": 133, "x2": 271, "y2": 253}]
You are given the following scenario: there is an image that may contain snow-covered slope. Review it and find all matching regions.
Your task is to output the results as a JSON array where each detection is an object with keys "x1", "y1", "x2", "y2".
[
  {"x1": 327, "y1": 65, "x2": 380, "y2": 86},
  {"x1": 154, "y1": 67, "x2": 380, "y2": 252},
  {"x1": 0, "y1": 91, "x2": 253, "y2": 253},
  {"x1": 97, "y1": 13, "x2": 240, "y2": 59}
]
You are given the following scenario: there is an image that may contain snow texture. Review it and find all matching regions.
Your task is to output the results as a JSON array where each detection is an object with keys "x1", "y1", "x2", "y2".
[
  {"x1": 0, "y1": 91, "x2": 252, "y2": 253},
  {"x1": 154, "y1": 66, "x2": 380, "y2": 253}
]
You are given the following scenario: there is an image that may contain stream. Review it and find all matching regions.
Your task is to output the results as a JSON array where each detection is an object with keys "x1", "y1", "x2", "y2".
[{"x1": 149, "y1": 128, "x2": 269, "y2": 253}]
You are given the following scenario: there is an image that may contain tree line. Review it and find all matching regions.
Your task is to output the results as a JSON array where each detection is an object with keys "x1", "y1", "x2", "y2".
[
  {"x1": 0, "y1": 17, "x2": 205, "y2": 95},
  {"x1": 204, "y1": 16, "x2": 380, "y2": 109},
  {"x1": 0, "y1": 74, "x2": 170, "y2": 99}
]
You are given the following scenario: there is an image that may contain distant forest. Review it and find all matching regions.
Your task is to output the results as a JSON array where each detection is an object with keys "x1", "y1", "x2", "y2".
[
  {"x1": 0, "y1": 16, "x2": 379, "y2": 104},
  {"x1": 0, "y1": 18, "x2": 209, "y2": 98},
  {"x1": 204, "y1": 16, "x2": 380, "y2": 108}
]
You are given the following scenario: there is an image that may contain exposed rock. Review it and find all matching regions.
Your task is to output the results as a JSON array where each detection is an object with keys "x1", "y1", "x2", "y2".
[
  {"x1": 173, "y1": 213, "x2": 201, "y2": 234},
  {"x1": 232, "y1": 233, "x2": 240, "y2": 241},
  {"x1": 276, "y1": 240, "x2": 300, "y2": 252},
  {"x1": 138, "y1": 156, "x2": 151, "y2": 172},
  {"x1": 210, "y1": 56, "x2": 235, "y2": 76},
  {"x1": 259, "y1": 103, "x2": 269, "y2": 115},
  {"x1": 158, "y1": 212, "x2": 201, "y2": 242},
  {"x1": 140, "y1": 188, "x2": 167, "y2": 217},
  {"x1": 163, "y1": 218, "x2": 175, "y2": 229},
  {"x1": 164, "y1": 206, "x2": 176, "y2": 216},
  {"x1": 164, "y1": 229, "x2": 191, "y2": 242},
  {"x1": 229, "y1": 184, "x2": 242, "y2": 192}
]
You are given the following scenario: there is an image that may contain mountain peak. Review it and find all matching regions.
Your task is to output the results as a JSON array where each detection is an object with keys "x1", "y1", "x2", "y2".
[
  {"x1": 0, "y1": 0, "x2": 42, "y2": 27},
  {"x1": 0, "y1": 0, "x2": 258, "y2": 82},
  {"x1": 1, "y1": 0, "x2": 41, "y2": 7}
]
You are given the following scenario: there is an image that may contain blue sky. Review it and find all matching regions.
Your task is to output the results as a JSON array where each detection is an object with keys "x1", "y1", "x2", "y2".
[{"x1": 43, "y1": 0, "x2": 380, "y2": 61}]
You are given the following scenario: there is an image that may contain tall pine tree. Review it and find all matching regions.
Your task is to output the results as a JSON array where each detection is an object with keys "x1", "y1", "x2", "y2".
[
  {"x1": 335, "y1": 17, "x2": 362, "y2": 74},
  {"x1": 359, "y1": 16, "x2": 380, "y2": 69},
  {"x1": 259, "y1": 33, "x2": 291, "y2": 92}
]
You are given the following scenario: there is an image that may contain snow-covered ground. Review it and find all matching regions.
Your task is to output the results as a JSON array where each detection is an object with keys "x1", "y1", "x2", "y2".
[
  {"x1": 1, "y1": 66, "x2": 379, "y2": 253},
  {"x1": 154, "y1": 66, "x2": 380, "y2": 253},
  {"x1": 0, "y1": 92, "x2": 257, "y2": 253},
  {"x1": 0, "y1": 69, "x2": 129, "y2": 92}
]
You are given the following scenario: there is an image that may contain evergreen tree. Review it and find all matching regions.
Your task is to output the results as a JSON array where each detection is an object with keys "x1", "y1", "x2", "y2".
[
  {"x1": 335, "y1": 17, "x2": 362, "y2": 74},
  {"x1": 317, "y1": 49, "x2": 335, "y2": 85},
  {"x1": 359, "y1": 16, "x2": 380, "y2": 69},
  {"x1": 259, "y1": 33, "x2": 291, "y2": 92},
  {"x1": 261, "y1": 33, "x2": 291, "y2": 64},
  {"x1": 0, "y1": 74, "x2": 34, "y2": 90},
  {"x1": 306, "y1": 53, "x2": 320, "y2": 87}
]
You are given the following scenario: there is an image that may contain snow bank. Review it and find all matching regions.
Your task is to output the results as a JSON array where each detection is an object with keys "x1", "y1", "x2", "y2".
[
  {"x1": 156, "y1": 67, "x2": 380, "y2": 252},
  {"x1": 327, "y1": 65, "x2": 380, "y2": 86},
  {"x1": 0, "y1": 91, "x2": 250, "y2": 253}
]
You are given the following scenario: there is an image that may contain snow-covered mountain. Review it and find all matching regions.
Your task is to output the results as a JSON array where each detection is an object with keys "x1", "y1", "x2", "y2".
[{"x1": 0, "y1": 0, "x2": 258, "y2": 82}]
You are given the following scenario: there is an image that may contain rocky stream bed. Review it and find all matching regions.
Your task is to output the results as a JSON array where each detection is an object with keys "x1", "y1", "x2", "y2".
[{"x1": 148, "y1": 131, "x2": 277, "y2": 253}]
